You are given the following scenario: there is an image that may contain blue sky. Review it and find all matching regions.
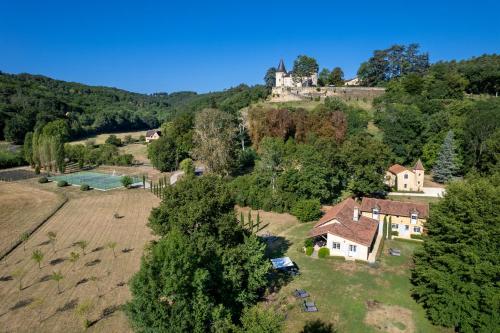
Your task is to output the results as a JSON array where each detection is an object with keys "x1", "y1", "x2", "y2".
[{"x1": 1, "y1": 0, "x2": 499, "y2": 94}]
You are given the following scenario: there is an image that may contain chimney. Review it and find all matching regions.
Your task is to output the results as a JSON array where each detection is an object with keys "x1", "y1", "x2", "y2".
[{"x1": 353, "y1": 207, "x2": 359, "y2": 222}]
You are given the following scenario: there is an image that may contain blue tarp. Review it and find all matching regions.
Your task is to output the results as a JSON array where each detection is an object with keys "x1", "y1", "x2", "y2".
[{"x1": 271, "y1": 257, "x2": 294, "y2": 270}]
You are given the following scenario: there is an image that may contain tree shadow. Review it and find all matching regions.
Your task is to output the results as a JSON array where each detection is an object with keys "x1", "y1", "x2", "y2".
[
  {"x1": 56, "y1": 299, "x2": 78, "y2": 313},
  {"x1": 49, "y1": 258, "x2": 66, "y2": 266},
  {"x1": 76, "y1": 278, "x2": 89, "y2": 287},
  {"x1": 0, "y1": 275, "x2": 12, "y2": 282},
  {"x1": 84, "y1": 259, "x2": 101, "y2": 267},
  {"x1": 10, "y1": 298, "x2": 34, "y2": 311},
  {"x1": 264, "y1": 236, "x2": 292, "y2": 258},
  {"x1": 300, "y1": 319, "x2": 337, "y2": 333},
  {"x1": 39, "y1": 274, "x2": 51, "y2": 283},
  {"x1": 88, "y1": 304, "x2": 122, "y2": 327},
  {"x1": 121, "y1": 248, "x2": 133, "y2": 253},
  {"x1": 91, "y1": 246, "x2": 104, "y2": 253}
]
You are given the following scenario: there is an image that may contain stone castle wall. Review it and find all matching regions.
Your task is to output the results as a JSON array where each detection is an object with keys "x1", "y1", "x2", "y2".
[{"x1": 270, "y1": 86, "x2": 386, "y2": 102}]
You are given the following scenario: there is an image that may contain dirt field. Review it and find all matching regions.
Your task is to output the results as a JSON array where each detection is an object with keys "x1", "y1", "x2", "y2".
[
  {"x1": 0, "y1": 189, "x2": 160, "y2": 333},
  {"x1": 0, "y1": 182, "x2": 65, "y2": 258}
]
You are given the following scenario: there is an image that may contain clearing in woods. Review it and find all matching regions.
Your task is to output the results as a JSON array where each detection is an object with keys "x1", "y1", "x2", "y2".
[
  {"x1": 0, "y1": 182, "x2": 65, "y2": 258},
  {"x1": 0, "y1": 188, "x2": 160, "y2": 333}
]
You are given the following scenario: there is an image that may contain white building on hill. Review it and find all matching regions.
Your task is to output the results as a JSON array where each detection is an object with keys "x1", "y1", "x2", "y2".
[{"x1": 275, "y1": 59, "x2": 318, "y2": 88}]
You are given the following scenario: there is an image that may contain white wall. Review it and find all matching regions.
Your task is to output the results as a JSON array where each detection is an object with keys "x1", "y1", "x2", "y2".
[{"x1": 326, "y1": 233, "x2": 369, "y2": 261}]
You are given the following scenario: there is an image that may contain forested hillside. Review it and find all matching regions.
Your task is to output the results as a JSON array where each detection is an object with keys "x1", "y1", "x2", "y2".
[{"x1": 0, "y1": 72, "x2": 268, "y2": 143}]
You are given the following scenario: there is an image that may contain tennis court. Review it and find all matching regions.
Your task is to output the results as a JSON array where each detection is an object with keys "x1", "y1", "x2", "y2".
[{"x1": 48, "y1": 171, "x2": 141, "y2": 191}]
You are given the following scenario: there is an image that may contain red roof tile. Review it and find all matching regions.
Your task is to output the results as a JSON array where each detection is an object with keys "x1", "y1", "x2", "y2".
[
  {"x1": 413, "y1": 159, "x2": 424, "y2": 171},
  {"x1": 388, "y1": 164, "x2": 408, "y2": 174},
  {"x1": 310, "y1": 198, "x2": 378, "y2": 247},
  {"x1": 360, "y1": 197, "x2": 428, "y2": 218}
]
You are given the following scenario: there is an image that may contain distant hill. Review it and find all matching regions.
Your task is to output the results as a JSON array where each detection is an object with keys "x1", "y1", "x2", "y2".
[{"x1": 0, "y1": 72, "x2": 268, "y2": 143}]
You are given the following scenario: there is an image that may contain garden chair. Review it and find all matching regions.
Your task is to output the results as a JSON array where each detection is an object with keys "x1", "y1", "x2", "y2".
[
  {"x1": 303, "y1": 300, "x2": 318, "y2": 312},
  {"x1": 294, "y1": 289, "x2": 309, "y2": 298}
]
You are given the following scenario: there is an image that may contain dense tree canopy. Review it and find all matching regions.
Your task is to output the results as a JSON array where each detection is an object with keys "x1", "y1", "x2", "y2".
[
  {"x1": 127, "y1": 176, "x2": 271, "y2": 332},
  {"x1": 357, "y1": 44, "x2": 429, "y2": 86},
  {"x1": 412, "y1": 174, "x2": 500, "y2": 332},
  {"x1": 0, "y1": 72, "x2": 268, "y2": 143}
]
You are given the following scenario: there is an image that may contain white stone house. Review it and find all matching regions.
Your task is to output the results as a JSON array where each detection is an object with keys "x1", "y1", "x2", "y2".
[
  {"x1": 145, "y1": 130, "x2": 161, "y2": 143},
  {"x1": 309, "y1": 198, "x2": 379, "y2": 261}
]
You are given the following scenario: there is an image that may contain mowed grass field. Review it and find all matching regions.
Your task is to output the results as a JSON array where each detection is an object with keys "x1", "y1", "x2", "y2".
[
  {"x1": 0, "y1": 188, "x2": 160, "y2": 333},
  {"x1": 0, "y1": 182, "x2": 65, "y2": 257},
  {"x1": 237, "y1": 208, "x2": 451, "y2": 333}
]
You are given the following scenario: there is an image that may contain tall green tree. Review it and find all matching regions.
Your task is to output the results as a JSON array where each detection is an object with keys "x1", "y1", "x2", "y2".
[
  {"x1": 318, "y1": 68, "x2": 330, "y2": 87},
  {"x1": 412, "y1": 174, "x2": 500, "y2": 332},
  {"x1": 432, "y1": 130, "x2": 457, "y2": 183},
  {"x1": 292, "y1": 55, "x2": 319, "y2": 86},
  {"x1": 264, "y1": 67, "x2": 277, "y2": 88},
  {"x1": 192, "y1": 108, "x2": 237, "y2": 176},
  {"x1": 328, "y1": 67, "x2": 344, "y2": 86}
]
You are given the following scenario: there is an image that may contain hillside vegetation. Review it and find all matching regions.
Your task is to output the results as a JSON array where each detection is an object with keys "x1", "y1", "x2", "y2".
[{"x1": 0, "y1": 72, "x2": 268, "y2": 144}]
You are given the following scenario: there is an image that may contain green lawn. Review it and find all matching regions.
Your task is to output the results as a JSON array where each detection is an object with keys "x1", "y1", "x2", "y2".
[{"x1": 258, "y1": 214, "x2": 450, "y2": 333}]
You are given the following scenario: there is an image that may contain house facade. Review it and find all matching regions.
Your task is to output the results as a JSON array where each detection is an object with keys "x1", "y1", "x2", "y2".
[
  {"x1": 360, "y1": 197, "x2": 428, "y2": 239},
  {"x1": 385, "y1": 159, "x2": 425, "y2": 192},
  {"x1": 309, "y1": 198, "x2": 379, "y2": 261},
  {"x1": 275, "y1": 59, "x2": 318, "y2": 88},
  {"x1": 145, "y1": 130, "x2": 161, "y2": 143}
]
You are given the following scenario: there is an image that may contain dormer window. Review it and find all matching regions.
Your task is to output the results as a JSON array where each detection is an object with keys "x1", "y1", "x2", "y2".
[
  {"x1": 411, "y1": 213, "x2": 418, "y2": 224},
  {"x1": 372, "y1": 208, "x2": 380, "y2": 221}
]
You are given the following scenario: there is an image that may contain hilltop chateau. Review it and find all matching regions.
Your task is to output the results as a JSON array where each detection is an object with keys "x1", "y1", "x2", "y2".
[
  {"x1": 271, "y1": 59, "x2": 385, "y2": 102},
  {"x1": 275, "y1": 59, "x2": 318, "y2": 88}
]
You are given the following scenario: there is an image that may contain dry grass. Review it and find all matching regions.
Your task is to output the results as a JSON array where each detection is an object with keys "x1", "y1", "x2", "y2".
[
  {"x1": 364, "y1": 304, "x2": 415, "y2": 333},
  {"x1": 0, "y1": 182, "x2": 65, "y2": 257},
  {"x1": 70, "y1": 130, "x2": 153, "y2": 145},
  {"x1": 0, "y1": 189, "x2": 160, "y2": 332},
  {"x1": 118, "y1": 144, "x2": 149, "y2": 164}
]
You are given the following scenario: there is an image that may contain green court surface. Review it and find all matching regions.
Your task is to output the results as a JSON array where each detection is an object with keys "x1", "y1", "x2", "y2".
[{"x1": 48, "y1": 171, "x2": 141, "y2": 191}]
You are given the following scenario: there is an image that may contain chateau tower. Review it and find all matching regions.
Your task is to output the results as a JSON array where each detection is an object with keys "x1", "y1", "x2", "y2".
[
  {"x1": 275, "y1": 59, "x2": 286, "y2": 87},
  {"x1": 413, "y1": 159, "x2": 425, "y2": 191}
]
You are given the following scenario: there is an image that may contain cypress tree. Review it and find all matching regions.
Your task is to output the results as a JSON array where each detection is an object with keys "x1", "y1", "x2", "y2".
[
  {"x1": 383, "y1": 215, "x2": 388, "y2": 239},
  {"x1": 255, "y1": 211, "x2": 260, "y2": 233},
  {"x1": 432, "y1": 130, "x2": 457, "y2": 183},
  {"x1": 389, "y1": 216, "x2": 393, "y2": 239},
  {"x1": 240, "y1": 211, "x2": 244, "y2": 227}
]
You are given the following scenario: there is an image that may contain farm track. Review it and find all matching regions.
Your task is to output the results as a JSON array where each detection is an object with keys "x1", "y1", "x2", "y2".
[{"x1": 0, "y1": 189, "x2": 160, "y2": 333}]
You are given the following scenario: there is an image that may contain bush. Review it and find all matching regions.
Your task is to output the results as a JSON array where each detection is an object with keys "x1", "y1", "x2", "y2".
[
  {"x1": 38, "y1": 176, "x2": 48, "y2": 183},
  {"x1": 105, "y1": 135, "x2": 122, "y2": 146},
  {"x1": 305, "y1": 246, "x2": 313, "y2": 256},
  {"x1": 391, "y1": 231, "x2": 399, "y2": 236},
  {"x1": 318, "y1": 247, "x2": 330, "y2": 258},
  {"x1": 410, "y1": 233, "x2": 424, "y2": 240},
  {"x1": 0, "y1": 148, "x2": 26, "y2": 169},
  {"x1": 121, "y1": 175, "x2": 133, "y2": 188},
  {"x1": 80, "y1": 183, "x2": 90, "y2": 191},
  {"x1": 57, "y1": 180, "x2": 68, "y2": 187},
  {"x1": 291, "y1": 199, "x2": 322, "y2": 222},
  {"x1": 304, "y1": 238, "x2": 313, "y2": 247}
]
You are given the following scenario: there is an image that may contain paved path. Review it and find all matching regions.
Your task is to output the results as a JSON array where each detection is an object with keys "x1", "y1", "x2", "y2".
[
  {"x1": 389, "y1": 186, "x2": 445, "y2": 198},
  {"x1": 368, "y1": 231, "x2": 383, "y2": 263}
]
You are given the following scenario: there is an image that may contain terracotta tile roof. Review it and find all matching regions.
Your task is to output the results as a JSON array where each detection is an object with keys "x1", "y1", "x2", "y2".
[
  {"x1": 310, "y1": 198, "x2": 378, "y2": 247},
  {"x1": 414, "y1": 159, "x2": 424, "y2": 171},
  {"x1": 388, "y1": 164, "x2": 408, "y2": 174},
  {"x1": 360, "y1": 197, "x2": 429, "y2": 218}
]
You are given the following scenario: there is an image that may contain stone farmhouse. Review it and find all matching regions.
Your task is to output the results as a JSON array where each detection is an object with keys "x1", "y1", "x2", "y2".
[
  {"x1": 309, "y1": 197, "x2": 429, "y2": 261},
  {"x1": 385, "y1": 159, "x2": 425, "y2": 192},
  {"x1": 145, "y1": 130, "x2": 161, "y2": 143}
]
